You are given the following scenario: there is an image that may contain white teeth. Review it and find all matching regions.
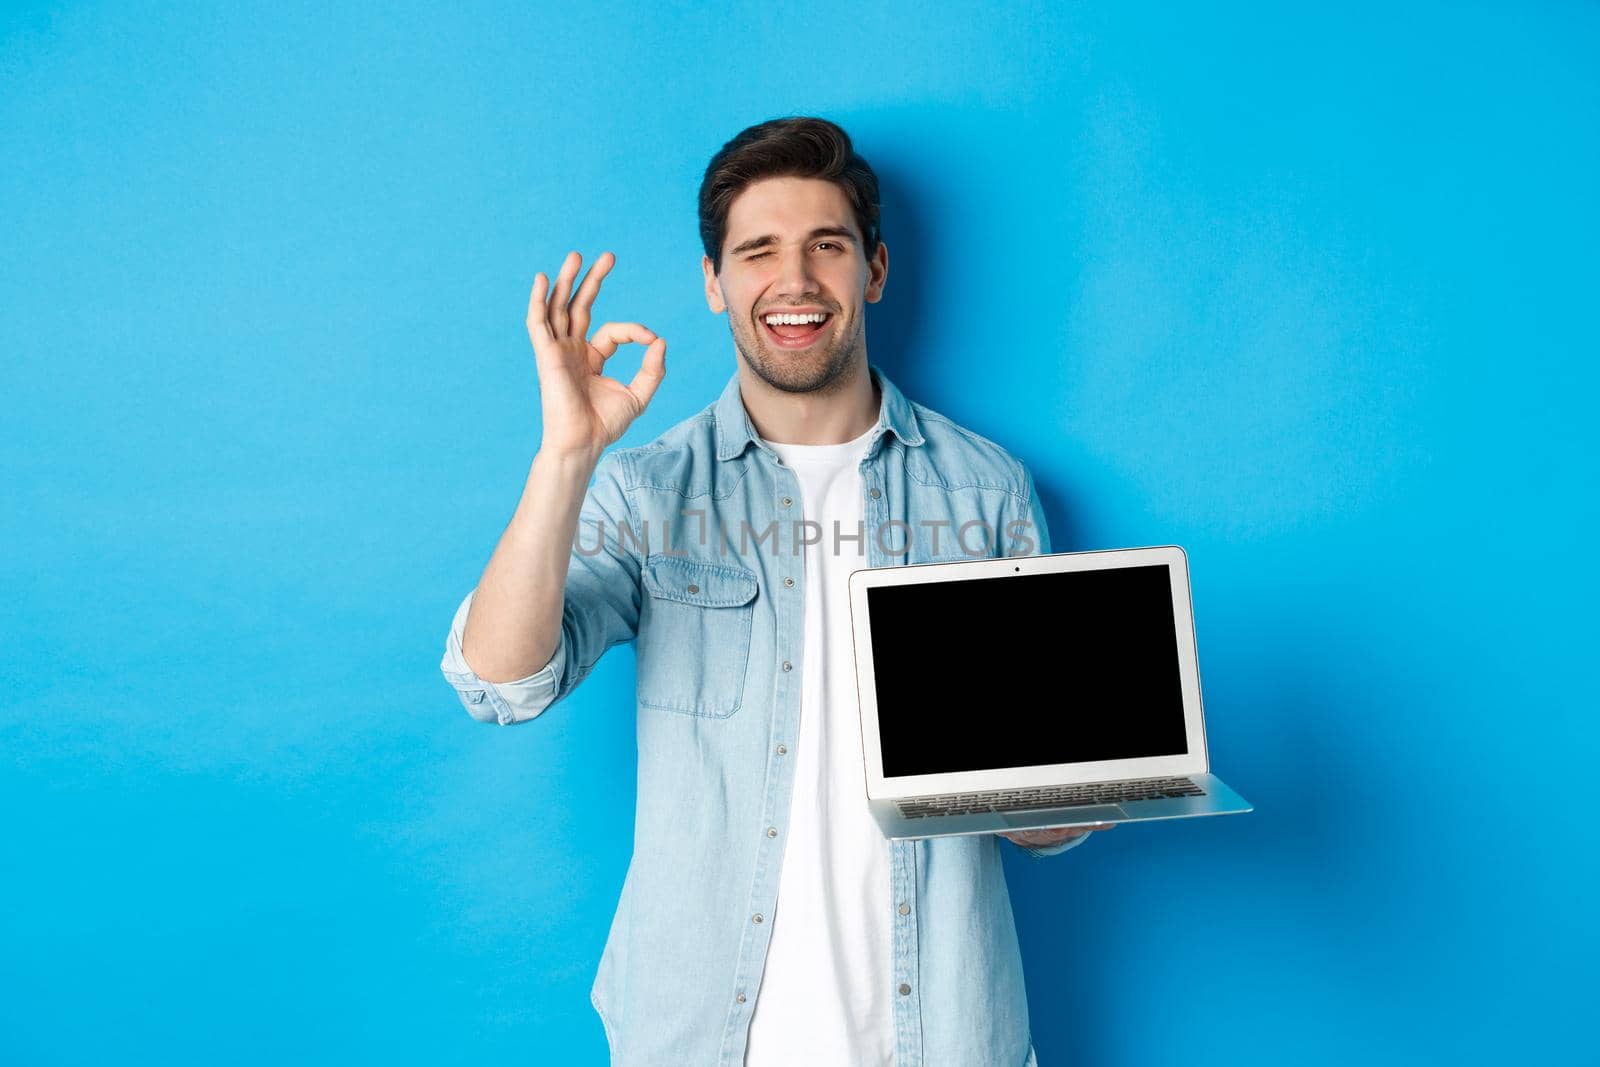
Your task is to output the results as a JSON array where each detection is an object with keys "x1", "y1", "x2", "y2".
[{"x1": 764, "y1": 312, "x2": 828, "y2": 326}]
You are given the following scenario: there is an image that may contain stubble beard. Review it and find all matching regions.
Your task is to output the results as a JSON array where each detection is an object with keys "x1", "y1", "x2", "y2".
[{"x1": 732, "y1": 310, "x2": 862, "y2": 398}]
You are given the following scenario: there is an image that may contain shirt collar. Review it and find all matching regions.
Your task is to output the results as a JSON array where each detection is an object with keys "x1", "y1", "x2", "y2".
[{"x1": 713, "y1": 361, "x2": 926, "y2": 462}]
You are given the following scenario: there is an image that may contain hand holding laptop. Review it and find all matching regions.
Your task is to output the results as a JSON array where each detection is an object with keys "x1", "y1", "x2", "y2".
[{"x1": 998, "y1": 823, "x2": 1116, "y2": 848}]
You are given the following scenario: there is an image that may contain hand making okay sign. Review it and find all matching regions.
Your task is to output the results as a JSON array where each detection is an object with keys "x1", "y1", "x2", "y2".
[{"x1": 528, "y1": 250, "x2": 667, "y2": 461}]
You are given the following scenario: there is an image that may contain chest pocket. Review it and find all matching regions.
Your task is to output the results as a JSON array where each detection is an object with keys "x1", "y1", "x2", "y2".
[{"x1": 637, "y1": 555, "x2": 760, "y2": 718}]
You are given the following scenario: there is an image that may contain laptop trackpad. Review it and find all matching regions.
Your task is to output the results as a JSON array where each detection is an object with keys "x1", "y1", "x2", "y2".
[{"x1": 1001, "y1": 805, "x2": 1126, "y2": 827}]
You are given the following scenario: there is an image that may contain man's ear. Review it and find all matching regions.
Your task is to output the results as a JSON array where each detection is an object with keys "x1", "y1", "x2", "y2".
[
  {"x1": 865, "y1": 240, "x2": 889, "y2": 303},
  {"x1": 702, "y1": 255, "x2": 726, "y2": 314}
]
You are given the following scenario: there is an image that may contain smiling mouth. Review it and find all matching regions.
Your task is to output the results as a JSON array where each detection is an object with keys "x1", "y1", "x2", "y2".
[{"x1": 760, "y1": 312, "x2": 833, "y2": 349}]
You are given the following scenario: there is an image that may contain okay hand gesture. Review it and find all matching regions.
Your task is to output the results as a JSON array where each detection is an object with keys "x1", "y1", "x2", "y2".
[{"x1": 528, "y1": 250, "x2": 667, "y2": 461}]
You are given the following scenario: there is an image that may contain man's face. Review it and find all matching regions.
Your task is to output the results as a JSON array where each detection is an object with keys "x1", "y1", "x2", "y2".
[{"x1": 702, "y1": 176, "x2": 888, "y2": 395}]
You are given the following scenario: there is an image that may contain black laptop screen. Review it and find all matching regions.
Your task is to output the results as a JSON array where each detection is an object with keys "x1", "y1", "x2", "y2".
[{"x1": 864, "y1": 563, "x2": 1190, "y2": 778}]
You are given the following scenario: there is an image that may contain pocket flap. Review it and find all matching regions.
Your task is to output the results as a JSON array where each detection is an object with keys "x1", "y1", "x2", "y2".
[{"x1": 643, "y1": 555, "x2": 759, "y2": 608}]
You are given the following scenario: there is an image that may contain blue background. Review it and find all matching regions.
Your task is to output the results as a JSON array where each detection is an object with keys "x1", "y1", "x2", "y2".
[{"x1": 3, "y1": 2, "x2": 1595, "y2": 1063}]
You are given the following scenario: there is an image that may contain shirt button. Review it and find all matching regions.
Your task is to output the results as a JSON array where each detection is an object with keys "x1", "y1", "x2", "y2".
[
  {"x1": 753, "y1": 913, "x2": 764, "y2": 924},
  {"x1": 870, "y1": 487, "x2": 881, "y2": 499},
  {"x1": 898, "y1": 902, "x2": 910, "y2": 915},
  {"x1": 767, "y1": 826, "x2": 778, "y2": 837},
  {"x1": 784, "y1": 576, "x2": 795, "y2": 588},
  {"x1": 782, "y1": 661, "x2": 792, "y2": 672},
  {"x1": 781, "y1": 496, "x2": 792, "y2": 507},
  {"x1": 776, "y1": 744, "x2": 787, "y2": 755},
  {"x1": 736, "y1": 992, "x2": 747, "y2": 1004},
  {"x1": 899, "y1": 983, "x2": 912, "y2": 996}
]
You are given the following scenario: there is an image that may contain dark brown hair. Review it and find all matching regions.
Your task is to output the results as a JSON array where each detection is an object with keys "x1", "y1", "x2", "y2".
[{"x1": 698, "y1": 116, "x2": 882, "y2": 275}]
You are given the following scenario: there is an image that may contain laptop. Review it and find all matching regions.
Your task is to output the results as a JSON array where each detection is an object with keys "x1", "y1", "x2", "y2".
[{"x1": 846, "y1": 545, "x2": 1252, "y2": 840}]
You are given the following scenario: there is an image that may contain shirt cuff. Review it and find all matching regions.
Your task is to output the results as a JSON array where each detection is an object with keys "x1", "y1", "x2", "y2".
[{"x1": 439, "y1": 589, "x2": 566, "y2": 725}]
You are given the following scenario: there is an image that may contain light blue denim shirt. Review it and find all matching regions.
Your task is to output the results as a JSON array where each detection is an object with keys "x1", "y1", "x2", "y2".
[{"x1": 439, "y1": 363, "x2": 1089, "y2": 1066}]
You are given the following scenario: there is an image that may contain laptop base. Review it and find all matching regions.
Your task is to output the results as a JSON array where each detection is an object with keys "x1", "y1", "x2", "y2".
[{"x1": 870, "y1": 772, "x2": 1252, "y2": 842}]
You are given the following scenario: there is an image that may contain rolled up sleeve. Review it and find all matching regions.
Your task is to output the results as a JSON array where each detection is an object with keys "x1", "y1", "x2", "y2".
[
  {"x1": 439, "y1": 449, "x2": 643, "y2": 726},
  {"x1": 440, "y1": 589, "x2": 567, "y2": 725}
]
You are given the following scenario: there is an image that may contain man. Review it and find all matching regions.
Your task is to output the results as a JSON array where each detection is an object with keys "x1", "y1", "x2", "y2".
[{"x1": 439, "y1": 116, "x2": 1112, "y2": 1067}]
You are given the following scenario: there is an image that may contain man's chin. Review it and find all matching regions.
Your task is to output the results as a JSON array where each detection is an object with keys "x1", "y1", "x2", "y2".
[
  {"x1": 733, "y1": 324, "x2": 858, "y2": 393},
  {"x1": 752, "y1": 354, "x2": 842, "y2": 393}
]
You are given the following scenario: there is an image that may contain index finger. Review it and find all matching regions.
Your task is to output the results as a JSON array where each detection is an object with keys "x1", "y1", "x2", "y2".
[{"x1": 589, "y1": 321, "x2": 659, "y2": 362}]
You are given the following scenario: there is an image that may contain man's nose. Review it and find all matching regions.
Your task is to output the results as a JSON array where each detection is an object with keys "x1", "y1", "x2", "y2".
[{"x1": 774, "y1": 247, "x2": 820, "y2": 296}]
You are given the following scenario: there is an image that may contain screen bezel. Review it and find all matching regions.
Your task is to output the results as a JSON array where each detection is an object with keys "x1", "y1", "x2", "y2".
[{"x1": 846, "y1": 545, "x2": 1209, "y2": 799}]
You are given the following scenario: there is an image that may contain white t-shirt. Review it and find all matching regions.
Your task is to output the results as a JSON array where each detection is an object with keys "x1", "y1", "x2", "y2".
[{"x1": 743, "y1": 419, "x2": 893, "y2": 1067}]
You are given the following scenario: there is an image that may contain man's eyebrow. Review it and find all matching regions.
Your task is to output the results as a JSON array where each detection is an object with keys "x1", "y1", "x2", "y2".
[{"x1": 727, "y1": 227, "x2": 858, "y2": 257}]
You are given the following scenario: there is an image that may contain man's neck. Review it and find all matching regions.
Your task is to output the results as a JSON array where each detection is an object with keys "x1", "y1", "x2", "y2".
[{"x1": 740, "y1": 358, "x2": 880, "y2": 446}]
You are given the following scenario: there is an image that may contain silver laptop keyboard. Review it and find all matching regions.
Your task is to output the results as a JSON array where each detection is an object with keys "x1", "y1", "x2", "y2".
[{"x1": 896, "y1": 776, "x2": 1205, "y2": 819}]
